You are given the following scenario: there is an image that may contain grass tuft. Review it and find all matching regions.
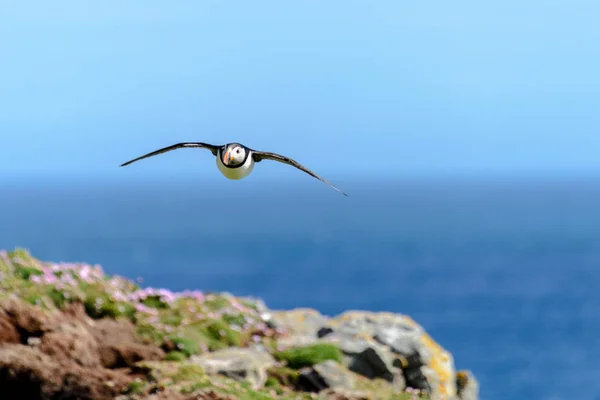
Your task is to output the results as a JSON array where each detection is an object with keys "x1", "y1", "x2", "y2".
[{"x1": 275, "y1": 343, "x2": 344, "y2": 369}]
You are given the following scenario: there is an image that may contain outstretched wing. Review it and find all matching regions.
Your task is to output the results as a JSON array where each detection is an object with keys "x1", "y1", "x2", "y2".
[
  {"x1": 252, "y1": 150, "x2": 348, "y2": 196},
  {"x1": 120, "y1": 142, "x2": 219, "y2": 167}
]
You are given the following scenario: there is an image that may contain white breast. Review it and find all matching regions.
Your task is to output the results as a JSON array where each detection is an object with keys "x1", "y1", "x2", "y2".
[{"x1": 216, "y1": 150, "x2": 255, "y2": 180}]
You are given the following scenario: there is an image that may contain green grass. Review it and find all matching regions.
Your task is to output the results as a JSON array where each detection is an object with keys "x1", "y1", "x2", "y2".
[
  {"x1": 267, "y1": 366, "x2": 300, "y2": 387},
  {"x1": 163, "y1": 351, "x2": 188, "y2": 362},
  {"x1": 275, "y1": 343, "x2": 344, "y2": 369},
  {"x1": 178, "y1": 318, "x2": 244, "y2": 352},
  {"x1": 167, "y1": 336, "x2": 201, "y2": 357},
  {"x1": 142, "y1": 295, "x2": 169, "y2": 309},
  {"x1": 121, "y1": 379, "x2": 147, "y2": 395},
  {"x1": 82, "y1": 284, "x2": 136, "y2": 320},
  {"x1": 13, "y1": 265, "x2": 42, "y2": 280},
  {"x1": 172, "y1": 364, "x2": 206, "y2": 383}
]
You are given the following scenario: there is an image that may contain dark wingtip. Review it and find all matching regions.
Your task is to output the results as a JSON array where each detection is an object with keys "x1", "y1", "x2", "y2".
[{"x1": 335, "y1": 187, "x2": 349, "y2": 197}]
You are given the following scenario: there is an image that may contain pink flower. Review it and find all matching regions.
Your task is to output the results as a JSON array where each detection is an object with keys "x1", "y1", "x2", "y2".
[
  {"x1": 60, "y1": 273, "x2": 77, "y2": 286},
  {"x1": 134, "y1": 303, "x2": 157, "y2": 314},
  {"x1": 42, "y1": 273, "x2": 57, "y2": 285},
  {"x1": 111, "y1": 291, "x2": 128, "y2": 302},
  {"x1": 230, "y1": 299, "x2": 248, "y2": 313},
  {"x1": 179, "y1": 290, "x2": 205, "y2": 302}
]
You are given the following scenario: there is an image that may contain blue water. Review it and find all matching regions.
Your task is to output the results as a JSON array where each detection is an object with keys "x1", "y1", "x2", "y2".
[{"x1": 1, "y1": 177, "x2": 599, "y2": 400}]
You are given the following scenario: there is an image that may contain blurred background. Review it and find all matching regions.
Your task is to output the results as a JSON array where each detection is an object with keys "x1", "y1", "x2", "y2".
[{"x1": 1, "y1": 1, "x2": 599, "y2": 399}]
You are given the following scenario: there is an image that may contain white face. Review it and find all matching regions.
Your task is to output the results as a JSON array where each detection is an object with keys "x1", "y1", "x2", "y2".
[{"x1": 222, "y1": 144, "x2": 246, "y2": 166}]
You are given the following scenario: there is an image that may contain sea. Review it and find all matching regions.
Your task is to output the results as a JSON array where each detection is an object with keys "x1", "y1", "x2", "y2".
[{"x1": 1, "y1": 177, "x2": 599, "y2": 400}]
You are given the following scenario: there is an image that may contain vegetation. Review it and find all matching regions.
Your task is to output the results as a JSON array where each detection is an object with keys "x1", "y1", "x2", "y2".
[
  {"x1": 0, "y1": 248, "x2": 431, "y2": 400},
  {"x1": 275, "y1": 343, "x2": 344, "y2": 369}
]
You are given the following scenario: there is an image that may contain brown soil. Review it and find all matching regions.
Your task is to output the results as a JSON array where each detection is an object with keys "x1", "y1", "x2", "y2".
[{"x1": 0, "y1": 298, "x2": 165, "y2": 400}]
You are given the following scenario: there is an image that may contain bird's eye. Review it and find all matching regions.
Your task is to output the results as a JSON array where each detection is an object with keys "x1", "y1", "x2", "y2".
[{"x1": 236, "y1": 149, "x2": 240, "y2": 154}]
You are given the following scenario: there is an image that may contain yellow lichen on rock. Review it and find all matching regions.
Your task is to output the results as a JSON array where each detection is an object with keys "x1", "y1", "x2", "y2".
[{"x1": 418, "y1": 332, "x2": 456, "y2": 400}]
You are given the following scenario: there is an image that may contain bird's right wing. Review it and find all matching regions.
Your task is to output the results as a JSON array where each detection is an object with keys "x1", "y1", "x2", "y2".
[
  {"x1": 120, "y1": 142, "x2": 220, "y2": 167},
  {"x1": 252, "y1": 150, "x2": 348, "y2": 196}
]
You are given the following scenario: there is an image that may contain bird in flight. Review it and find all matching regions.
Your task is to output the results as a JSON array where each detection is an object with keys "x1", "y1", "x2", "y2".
[{"x1": 120, "y1": 142, "x2": 348, "y2": 196}]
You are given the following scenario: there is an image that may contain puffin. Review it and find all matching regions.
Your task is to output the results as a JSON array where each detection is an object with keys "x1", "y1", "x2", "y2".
[{"x1": 120, "y1": 142, "x2": 348, "y2": 196}]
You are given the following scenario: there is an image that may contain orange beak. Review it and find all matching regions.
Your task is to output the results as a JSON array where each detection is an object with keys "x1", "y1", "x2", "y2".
[{"x1": 223, "y1": 149, "x2": 231, "y2": 165}]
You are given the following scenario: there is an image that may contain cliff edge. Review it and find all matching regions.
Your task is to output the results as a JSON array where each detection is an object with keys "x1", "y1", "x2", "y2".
[{"x1": 0, "y1": 249, "x2": 478, "y2": 400}]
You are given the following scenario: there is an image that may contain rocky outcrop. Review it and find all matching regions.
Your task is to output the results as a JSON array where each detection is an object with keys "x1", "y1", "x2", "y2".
[
  {"x1": 298, "y1": 360, "x2": 355, "y2": 392},
  {"x1": 190, "y1": 347, "x2": 276, "y2": 389},
  {"x1": 271, "y1": 309, "x2": 459, "y2": 400},
  {"x1": 0, "y1": 249, "x2": 478, "y2": 400}
]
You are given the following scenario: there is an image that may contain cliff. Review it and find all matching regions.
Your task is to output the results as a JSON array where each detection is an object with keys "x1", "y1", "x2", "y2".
[{"x1": 0, "y1": 249, "x2": 478, "y2": 400}]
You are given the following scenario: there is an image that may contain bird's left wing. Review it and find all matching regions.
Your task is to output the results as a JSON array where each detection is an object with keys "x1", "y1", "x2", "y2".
[
  {"x1": 120, "y1": 142, "x2": 219, "y2": 167},
  {"x1": 252, "y1": 150, "x2": 348, "y2": 196}
]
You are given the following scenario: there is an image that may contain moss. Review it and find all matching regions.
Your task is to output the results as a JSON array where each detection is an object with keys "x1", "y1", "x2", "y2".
[
  {"x1": 46, "y1": 287, "x2": 72, "y2": 309},
  {"x1": 168, "y1": 336, "x2": 201, "y2": 357},
  {"x1": 267, "y1": 366, "x2": 300, "y2": 387},
  {"x1": 234, "y1": 388, "x2": 272, "y2": 400},
  {"x1": 204, "y1": 318, "x2": 242, "y2": 348},
  {"x1": 121, "y1": 379, "x2": 147, "y2": 395},
  {"x1": 9, "y1": 248, "x2": 33, "y2": 262},
  {"x1": 262, "y1": 337, "x2": 279, "y2": 352},
  {"x1": 163, "y1": 351, "x2": 187, "y2": 362},
  {"x1": 172, "y1": 364, "x2": 205, "y2": 383},
  {"x1": 275, "y1": 343, "x2": 343, "y2": 369},
  {"x1": 178, "y1": 318, "x2": 243, "y2": 352},
  {"x1": 211, "y1": 380, "x2": 274, "y2": 400},
  {"x1": 24, "y1": 294, "x2": 44, "y2": 306},
  {"x1": 142, "y1": 295, "x2": 169, "y2": 309},
  {"x1": 222, "y1": 313, "x2": 247, "y2": 327},
  {"x1": 219, "y1": 379, "x2": 319, "y2": 400},
  {"x1": 137, "y1": 324, "x2": 165, "y2": 344},
  {"x1": 14, "y1": 265, "x2": 42, "y2": 280},
  {"x1": 264, "y1": 376, "x2": 280, "y2": 389},
  {"x1": 179, "y1": 380, "x2": 212, "y2": 394},
  {"x1": 159, "y1": 309, "x2": 183, "y2": 326},
  {"x1": 240, "y1": 299, "x2": 259, "y2": 310},
  {"x1": 83, "y1": 290, "x2": 135, "y2": 320},
  {"x1": 203, "y1": 296, "x2": 230, "y2": 311},
  {"x1": 264, "y1": 378, "x2": 286, "y2": 396}
]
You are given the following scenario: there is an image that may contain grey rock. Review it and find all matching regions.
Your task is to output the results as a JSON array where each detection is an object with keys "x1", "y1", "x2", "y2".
[
  {"x1": 298, "y1": 360, "x2": 355, "y2": 393},
  {"x1": 349, "y1": 346, "x2": 395, "y2": 382},
  {"x1": 411, "y1": 365, "x2": 434, "y2": 393},
  {"x1": 276, "y1": 334, "x2": 320, "y2": 349},
  {"x1": 190, "y1": 347, "x2": 275, "y2": 389},
  {"x1": 271, "y1": 308, "x2": 330, "y2": 337},
  {"x1": 317, "y1": 327, "x2": 334, "y2": 338},
  {"x1": 325, "y1": 311, "x2": 458, "y2": 400},
  {"x1": 324, "y1": 334, "x2": 396, "y2": 382},
  {"x1": 392, "y1": 369, "x2": 407, "y2": 392},
  {"x1": 373, "y1": 324, "x2": 428, "y2": 362},
  {"x1": 241, "y1": 296, "x2": 272, "y2": 322}
]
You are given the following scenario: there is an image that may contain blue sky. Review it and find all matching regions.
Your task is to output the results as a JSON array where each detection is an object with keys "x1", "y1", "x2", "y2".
[{"x1": 1, "y1": 0, "x2": 599, "y2": 182}]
